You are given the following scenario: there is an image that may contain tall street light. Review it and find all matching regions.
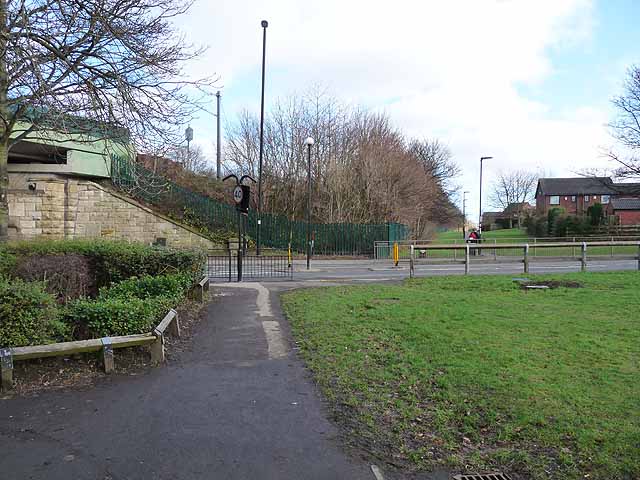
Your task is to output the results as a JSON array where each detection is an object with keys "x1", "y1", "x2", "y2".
[
  {"x1": 256, "y1": 19, "x2": 268, "y2": 256},
  {"x1": 479, "y1": 156, "x2": 493, "y2": 234},
  {"x1": 462, "y1": 190, "x2": 470, "y2": 239},
  {"x1": 305, "y1": 137, "x2": 314, "y2": 270}
]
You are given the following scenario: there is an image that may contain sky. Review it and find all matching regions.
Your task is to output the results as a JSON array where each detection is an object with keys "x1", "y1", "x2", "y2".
[{"x1": 175, "y1": 0, "x2": 640, "y2": 224}]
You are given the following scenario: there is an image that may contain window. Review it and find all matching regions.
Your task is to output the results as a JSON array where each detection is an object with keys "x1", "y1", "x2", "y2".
[
  {"x1": 550, "y1": 196, "x2": 560, "y2": 205},
  {"x1": 584, "y1": 195, "x2": 590, "y2": 203},
  {"x1": 601, "y1": 195, "x2": 610, "y2": 204},
  {"x1": 571, "y1": 196, "x2": 576, "y2": 202}
]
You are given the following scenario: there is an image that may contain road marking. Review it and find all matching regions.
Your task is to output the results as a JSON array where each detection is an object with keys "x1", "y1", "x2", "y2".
[
  {"x1": 370, "y1": 464, "x2": 385, "y2": 480},
  {"x1": 262, "y1": 321, "x2": 287, "y2": 359}
]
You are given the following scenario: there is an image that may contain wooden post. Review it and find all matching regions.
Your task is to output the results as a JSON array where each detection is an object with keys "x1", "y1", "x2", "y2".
[
  {"x1": 581, "y1": 242, "x2": 587, "y2": 272},
  {"x1": 493, "y1": 239, "x2": 497, "y2": 261},
  {"x1": 465, "y1": 244, "x2": 470, "y2": 275},
  {"x1": 409, "y1": 245, "x2": 415, "y2": 279},
  {"x1": 168, "y1": 313, "x2": 181, "y2": 338},
  {"x1": 610, "y1": 236, "x2": 614, "y2": 258},
  {"x1": 0, "y1": 348, "x2": 13, "y2": 391},
  {"x1": 637, "y1": 243, "x2": 640, "y2": 271},
  {"x1": 150, "y1": 330, "x2": 165, "y2": 365},
  {"x1": 101, "y1": 338, "x2": 115, "y2": 373},
  {"x1": 523, "y1": 244, "x2": 530, "y2": 273}
]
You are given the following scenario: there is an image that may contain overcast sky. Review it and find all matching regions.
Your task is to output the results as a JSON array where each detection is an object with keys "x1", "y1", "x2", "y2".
[{"x1": 176, "y1": 0, "x2": 640, "y2": 222}]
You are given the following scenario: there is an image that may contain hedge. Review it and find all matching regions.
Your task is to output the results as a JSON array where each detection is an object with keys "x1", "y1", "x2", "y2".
[
  {"x1": 100, "y1": 273, "x2": 193, "y2": 303},
  {"x1": 0, "y1": 239, "x2": 205, "y2": 287},
  {"x1": 64, "y1": 296, "x2": 173, "y2": 338},
  {"x1": 0, "y1": 277, "x2": 69, "y2": 347}
]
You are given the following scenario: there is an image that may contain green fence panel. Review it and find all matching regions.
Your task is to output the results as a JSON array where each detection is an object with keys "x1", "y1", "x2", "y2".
[{"x1": 111, "y1": 155, "x2": 408, "y2": 255}]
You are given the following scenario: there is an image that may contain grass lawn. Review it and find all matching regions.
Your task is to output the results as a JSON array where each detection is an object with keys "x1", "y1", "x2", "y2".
[{"x1": 282, "y1": 272, "x2": 640, "y2": 479}]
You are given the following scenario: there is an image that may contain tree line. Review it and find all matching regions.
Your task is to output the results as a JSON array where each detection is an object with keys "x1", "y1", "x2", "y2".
[{"x1": 223, "y1": 92, "x2": 460, "y2": 238}]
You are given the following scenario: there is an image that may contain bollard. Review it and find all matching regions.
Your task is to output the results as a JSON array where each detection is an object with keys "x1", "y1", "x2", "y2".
[
  {"x1": 637, "y1": 244, "x2": 640, "y2": 271},
  {"x1": 523, "y1": 244, "x2": 530, "y2": 273},
  {"x1": 465, "y1": 244, "x2": 470, "y2": 275},
  {"x1": 581, "y1": 242, "x2": 587, "y2": 272}
]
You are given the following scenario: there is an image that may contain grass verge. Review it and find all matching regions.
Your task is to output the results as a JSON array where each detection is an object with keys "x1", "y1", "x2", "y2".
[{"x1": 282, "y1": 272, "x2": 640, "y2": 479}]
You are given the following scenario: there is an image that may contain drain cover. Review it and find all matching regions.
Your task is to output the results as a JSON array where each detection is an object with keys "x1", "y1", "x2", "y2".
[{"x1": 453, "y1": 474, "x2": 512, "y2": 480}]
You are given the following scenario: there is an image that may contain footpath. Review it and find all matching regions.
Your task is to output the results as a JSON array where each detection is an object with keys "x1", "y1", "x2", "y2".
[{"x1": 0, "y1": 283, "x2": 383, "y2": 480}]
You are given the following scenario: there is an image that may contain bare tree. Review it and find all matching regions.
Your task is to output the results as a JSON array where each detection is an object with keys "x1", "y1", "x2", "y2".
[
  {"x1": 608, "y1": 65, "x2": 640, "y2": 179},
  {"x1": 224, "y1": 91, "x2": 458, "y2": 237},
  {"x1": 488, "y1": 170, "x2": 537, "y2": 218},
  {"x1": 0, "y1": 0, "x2": 215, "y2": 239},
  {"x1": 168, "y1": 145, "x2": 209, "y2": 174}
]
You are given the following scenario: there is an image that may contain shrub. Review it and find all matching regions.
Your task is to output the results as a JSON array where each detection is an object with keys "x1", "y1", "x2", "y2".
[
  {"x1": 547, "y1": 208, "x2": 564, "y2": 235},
  {"x1": 0, "y1": 277, "x2": 66, "y2": 347},
  {"x1": 64, "y1": 296, "x2": 172, "y2": 338},
  {"x1": 587, "y1": 203, "x2": 604, "y2": 226},
  {"x1": 0, "y1": 240, "x2": 205, "y2": 287},
  {"x1": 13, "y1": 253, "x2": 96, "y2": 302},
  {"x1": 100, "y1": 273, "x2": 193, "y2": 302}
]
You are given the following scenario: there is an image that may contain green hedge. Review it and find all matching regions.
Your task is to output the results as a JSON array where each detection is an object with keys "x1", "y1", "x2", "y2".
[
  {"x1": 100, "y1": 273, "x2": 193, "y2": 303},
  {"x1": 0, "y1": 277, "x2": 69, "y2": 347},
  {"x1": 0, "y1": 240, "x2": 205, "y2": 287},
  {"x1": 64, "y1": 296, "x2": 173, "y2": 338}
]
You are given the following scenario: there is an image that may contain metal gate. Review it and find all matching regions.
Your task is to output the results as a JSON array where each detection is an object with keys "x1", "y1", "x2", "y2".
[{"x1": 207, "y1": 251, "x2": 293, "y2": 281}]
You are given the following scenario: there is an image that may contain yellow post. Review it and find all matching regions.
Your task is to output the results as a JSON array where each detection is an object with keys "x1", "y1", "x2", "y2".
[
  {"x1": 393, "y1": 242, "x2": 399, "y2": 266},
  {"x1": 288, "y1": 243, "x2": 292, "y2": 268}
]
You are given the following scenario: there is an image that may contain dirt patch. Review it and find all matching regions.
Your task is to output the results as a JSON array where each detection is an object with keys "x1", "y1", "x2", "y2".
[
  {"x1": 1, "y1": 299, "x2": 210, "y2": 398},
  {"x1": 519, "y1": 280, "x2": 583, "y2": 290}
]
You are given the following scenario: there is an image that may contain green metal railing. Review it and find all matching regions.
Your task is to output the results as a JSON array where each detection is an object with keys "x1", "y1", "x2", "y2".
[{"x1": 111, "y1": 155, "x2": 408, "y2": 255}]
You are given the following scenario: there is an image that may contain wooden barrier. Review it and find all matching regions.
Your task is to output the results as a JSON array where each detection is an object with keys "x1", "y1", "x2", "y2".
[
  {"x1": 0, "y1": 278, "x2": 202, "y2": 390},
  {"x1": 0, "y1": 276, "x2": 212, "y2": 389}
]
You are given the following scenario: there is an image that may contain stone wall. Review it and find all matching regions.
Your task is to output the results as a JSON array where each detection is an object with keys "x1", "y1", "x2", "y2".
[{"x1": 7, "y1": 173, "x2": 214, "y2": 249}]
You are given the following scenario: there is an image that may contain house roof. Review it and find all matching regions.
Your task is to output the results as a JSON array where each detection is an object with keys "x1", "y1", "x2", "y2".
[
  {"x1": 611, "y1": 198, "x2": 640, "y2": 210},
  {"x1": 536, "y1": 177, "x2": 615, "y2": 196},
  {"x1": 504, "y1": 202, "x2": 533, "y2": 213},
  {"x1": 610, "y1": 183, "x2": 640, "y2": 195}
]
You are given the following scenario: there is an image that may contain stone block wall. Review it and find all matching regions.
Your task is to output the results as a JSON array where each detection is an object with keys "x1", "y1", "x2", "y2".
[{"x1": 7, "y1": 173, "x2": 214, "y2": 249}]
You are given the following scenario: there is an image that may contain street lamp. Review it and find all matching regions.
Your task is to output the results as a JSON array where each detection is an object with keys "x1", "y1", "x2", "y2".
[
  {"x1": 305, "y1": 136, "x2": 314, "y2": 270},
  {"x1": 479, "y1": 156, "x2": 493, "y2": 234},
  {"x1": 462, "y1": 190, "x2": 470, "y2": 239},
  {"x1": 256, "y1": 19, "x2": 268, "y2": 256}
]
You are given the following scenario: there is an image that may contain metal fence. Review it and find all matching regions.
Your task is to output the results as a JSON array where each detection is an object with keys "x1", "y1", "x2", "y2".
[
  {"x1": 207, "y1": 250, "x2": 293, "y2": 282},
  {"x1": 111, "y1": 155, "x2": 408, "y2": 255},
  {"x1": 374, "y1": 235, "x2": 640, "y2": 261},
  {"x1": 399, "y1": 241, "x2": 640, "y2": 277}
]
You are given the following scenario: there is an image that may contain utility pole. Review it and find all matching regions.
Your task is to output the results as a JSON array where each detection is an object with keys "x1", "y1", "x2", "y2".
[
  {"x1": 256, "y1": 20, "x2": 268, "y2": 256},
  {"x1": 479, "y1": 156, "x2": 493, "y2": 234},
  {"x1": 216, "y1": 91, "x2": 221, "y2": 179}
]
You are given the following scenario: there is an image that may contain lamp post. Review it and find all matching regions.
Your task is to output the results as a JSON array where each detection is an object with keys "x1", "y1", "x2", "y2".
[
  {"x1": 305, "y1": 137, "x2": 314, "y2": 270},
  {"x1": 479, "y1": 156, "x2": 493, "y2": 234},
  {"x1": 462, "y1": 190, "x2": 470, "y2": 239},
  {"x1": 256, "y1": 19, "x2": 268, "y2": 256}
]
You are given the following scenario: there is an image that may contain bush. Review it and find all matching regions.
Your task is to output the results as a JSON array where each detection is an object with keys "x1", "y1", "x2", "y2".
[
  {"x1": 587, "y1": 203, "x2": 604, "y2": 226},
  {"x1": 64, "y1": 296, "x2": 172, "y2": 338},
  {"x1": 0, "y1": 240, "x2": 205, "y2": 287},
  {"x1": 0, "y1": 277, "x2": 67, "y2": 347},
  {"x1": 13, "y1": 253, "x2": 96, "y2": 302},
  {"x1": 100, "y1": 273, "x2": 193, "y2": 302}
]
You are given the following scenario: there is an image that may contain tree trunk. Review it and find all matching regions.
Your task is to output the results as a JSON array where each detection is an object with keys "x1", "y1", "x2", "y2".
[{"x1": 0, "y1": 0, "x2": 8, "y2": 242}]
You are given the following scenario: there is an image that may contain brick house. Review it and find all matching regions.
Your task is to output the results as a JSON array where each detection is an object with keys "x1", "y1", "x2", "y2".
[{"x1": 535, "y1": 177, "x2": 640, "y2": 225}]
